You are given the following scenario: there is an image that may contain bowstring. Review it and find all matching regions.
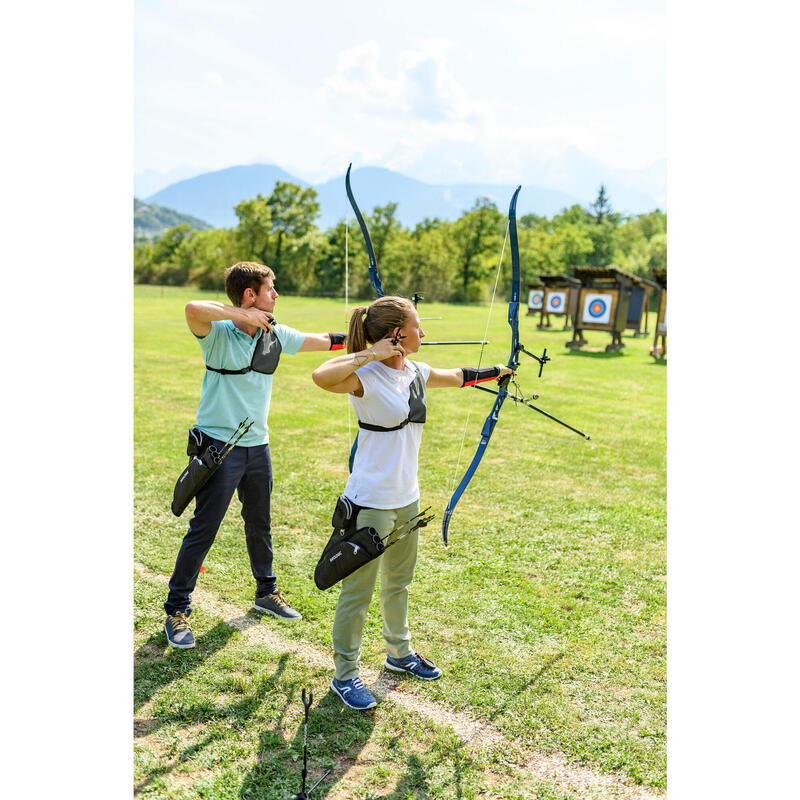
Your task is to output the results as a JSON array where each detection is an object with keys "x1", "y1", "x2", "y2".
[
  {"x1": 345, "y1": 213, "x2": 352, "y2": 454},
  {"x1": 447, "y1": 222, "x2": 510, "y2": 496}
]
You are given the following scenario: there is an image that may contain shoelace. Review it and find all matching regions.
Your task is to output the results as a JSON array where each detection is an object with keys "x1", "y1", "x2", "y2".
[
  {"x1": 170, "y1": 612, "x2": 191, "y2": 631},
  {"x1": 351, "y1": 677, "x2": 365, "y2": 690},
  {"x1": 271, "y1": 590, "x2": 289, "y2": 607}
]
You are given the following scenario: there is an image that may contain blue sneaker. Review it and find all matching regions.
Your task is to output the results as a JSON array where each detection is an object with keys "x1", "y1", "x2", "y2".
[
  {"x1": 330, "y1": 677, "x2": 377, "y2": 710},
  {"x1": 164, "y1": 611, "x2": 195, "y2": 649},
  {"x1": 385, "y1": 652, "x2": 442, "y2": 680}
]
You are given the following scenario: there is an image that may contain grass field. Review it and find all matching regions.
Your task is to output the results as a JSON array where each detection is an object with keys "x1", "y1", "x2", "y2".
[{"x1": 134, "y1": 285, "x2": 666, "y2": 799}]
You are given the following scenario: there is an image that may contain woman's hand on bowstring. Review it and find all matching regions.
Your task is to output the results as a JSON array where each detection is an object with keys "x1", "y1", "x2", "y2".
[
  {"x1": 370, "y1": 334, "x2": 406, "y2": 362},
  {"x1": 497, "y1": 364, "x2": 515, "y2": 380}
]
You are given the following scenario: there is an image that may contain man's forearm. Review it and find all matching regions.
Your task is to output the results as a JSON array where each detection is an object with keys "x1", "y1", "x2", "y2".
[{"x1": 186, "y1": 301, "x2": 251, "y2": 325}]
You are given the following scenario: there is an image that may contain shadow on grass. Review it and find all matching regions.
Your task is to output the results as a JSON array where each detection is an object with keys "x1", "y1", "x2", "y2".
[
  {"x1": 134, "y1": 621, "x2": 237, "y2": 713},
  {"x1": 467, "y1": 652, "x2": 565, "y2": 744},
  {"x1": 239, "y1": 687, "x2": 376, "y2": 800},
  {"x1": 564, "y1": 349, "x2": 625, "y2": 359},
  {"x1": 135, "y1": 652, "x2": 291, "y2": 796}
]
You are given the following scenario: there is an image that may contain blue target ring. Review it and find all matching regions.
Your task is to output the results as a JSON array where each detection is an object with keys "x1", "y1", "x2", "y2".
[
  {"x1": 532, "y1": 293, "x2": 542, "y2": 304},
  {"x1": 550, "y1": 295, "x2": 562, "y2": 309},
  {"x1": 588, "y1": 298, "x2": 607, "y2": 318}
]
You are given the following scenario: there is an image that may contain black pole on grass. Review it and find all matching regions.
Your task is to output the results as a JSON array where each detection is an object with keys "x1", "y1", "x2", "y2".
[{"x1": 293, "y1": 688, "x2": 331, "y2": 800}]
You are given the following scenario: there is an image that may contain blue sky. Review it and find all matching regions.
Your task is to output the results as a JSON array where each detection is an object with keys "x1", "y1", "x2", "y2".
[{"x1": 135, "y1": 0, "x2": 665, "y2": 183}]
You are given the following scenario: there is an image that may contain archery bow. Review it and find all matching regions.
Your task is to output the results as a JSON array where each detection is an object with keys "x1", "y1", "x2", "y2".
[
  {"x1": 345, "y1": 164, "x2": 487, "y2": 346},
  {"x1": 441, "y1": 186, "x2": 590, "y2": 545},
  {"x1": 346, "y1": 163, "x2": 384, "y2": 298}
]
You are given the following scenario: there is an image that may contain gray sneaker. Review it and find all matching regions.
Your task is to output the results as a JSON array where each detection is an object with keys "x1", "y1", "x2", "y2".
[
  {"x1": 254, "y1": 589, "x2": 302, "y2": 621},
  {"x1": 165, "y1": 611, "x2": 195, "y2": 649}
]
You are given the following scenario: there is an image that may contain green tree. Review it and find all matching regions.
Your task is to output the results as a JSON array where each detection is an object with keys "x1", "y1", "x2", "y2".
[
  {"x1": 452, "y1": 198, "x2": 503, "y2": 300},
  {"x1": 185, "y1": 229, "x2": 242, "y2": 291},
  {"x1": 266, "y1": 181, "x2": 321, "y2": 268},
  {"x1": 234, "y1": 194, "x2": 272, "y2": 265}
]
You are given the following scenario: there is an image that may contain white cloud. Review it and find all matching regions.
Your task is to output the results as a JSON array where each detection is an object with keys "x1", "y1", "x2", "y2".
[
  {"x1": 320, "y1": 40, "x2": 491, "y2": 126},
  {"x1": 204, "y1": 71, "x2": 224, "y2": 86}
]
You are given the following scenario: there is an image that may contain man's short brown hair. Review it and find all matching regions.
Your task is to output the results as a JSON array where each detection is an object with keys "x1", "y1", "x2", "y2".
[{"x1": 225, "y1": 262, "x2": 275, "y2": 307}]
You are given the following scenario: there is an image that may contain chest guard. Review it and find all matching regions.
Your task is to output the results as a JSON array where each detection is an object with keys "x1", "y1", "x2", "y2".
[
  {"x1": 357, "y1": 366, "x2": 427, "y2": 432},
  {"x1": 205, "y1": 329, "x2": 282, "y2": 376}
]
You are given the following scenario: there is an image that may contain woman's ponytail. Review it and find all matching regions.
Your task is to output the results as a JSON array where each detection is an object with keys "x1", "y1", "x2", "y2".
[{"x1": 347, "y1": 306, "x2": 369, "y2": 353}]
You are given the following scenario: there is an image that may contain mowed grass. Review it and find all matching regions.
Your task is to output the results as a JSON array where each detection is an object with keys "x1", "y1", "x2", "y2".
[{"x1": 134, "y1": 284, "x2": 666, "y2": 797}]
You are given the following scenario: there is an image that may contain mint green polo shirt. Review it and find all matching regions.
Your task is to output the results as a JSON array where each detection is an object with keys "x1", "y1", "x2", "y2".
[{"x1": 194, "y1": 320, "x2": 305, "y2": 446}]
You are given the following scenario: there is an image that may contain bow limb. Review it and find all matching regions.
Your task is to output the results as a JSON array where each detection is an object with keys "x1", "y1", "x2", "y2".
[
  {"x1": 345, "y1": 163, "x2": 384, "y2": 298},
  {"x1": 441, "y1": 186, "x2": 522, "y2": 545},
  {"x1": 441, "y1": 387, "x2": 509, "y2": 544}
]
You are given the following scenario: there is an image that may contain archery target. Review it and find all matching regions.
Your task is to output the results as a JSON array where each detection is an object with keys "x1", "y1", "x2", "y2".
[
  {"x1": 581, "y1": 292, "x2": 612, "y2": 324},
  {"x1": 546, "y1": 290, "x2": 567, "y2": 313},
  {"x1": 527, "y1": 289, "x2": 543, "y2": 310}
]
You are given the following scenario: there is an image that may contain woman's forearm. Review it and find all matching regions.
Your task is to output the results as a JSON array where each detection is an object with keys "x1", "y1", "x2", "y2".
[{"x1": 312, "y1": 348, "x2": 376, "y2": 389}]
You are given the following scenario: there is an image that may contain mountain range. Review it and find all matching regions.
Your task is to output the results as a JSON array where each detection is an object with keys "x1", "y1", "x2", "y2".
[{"x1": 143, "y1": 155, "x2": 665, "y2": 231}]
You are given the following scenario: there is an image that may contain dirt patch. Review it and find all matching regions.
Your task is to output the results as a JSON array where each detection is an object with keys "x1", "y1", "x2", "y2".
[{"x1": 135, "y1": 563, "x2": 663, "y2": 800}]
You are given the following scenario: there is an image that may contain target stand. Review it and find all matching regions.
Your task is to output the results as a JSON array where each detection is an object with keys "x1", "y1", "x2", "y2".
[
  {"x1": 526, "y1": 282, "x2": 545, "y2": 315},
  {"x1": 537, "y1": 274, "x2": 580, "y2": 330},
  {"x1": 567, "y1": 266, "x2": 634, "y2": 353},
  {"x1": 626, "y1": 275, "x2": 660, "y2": 337},
  {"x1": 649, "y1": 268, "x2": 667, "y2": 359}
]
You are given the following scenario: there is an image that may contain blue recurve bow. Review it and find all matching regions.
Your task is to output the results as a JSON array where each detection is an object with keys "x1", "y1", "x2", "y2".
[
  {"x1": 344, "y1": 163, "x2": 384, "y2": 471},
  {"x1": 440, "y1": 186, "x2": 590, "y2": 545},
  {"x1": 441, "y1": 186, "x2": 524, "y2": 545}
]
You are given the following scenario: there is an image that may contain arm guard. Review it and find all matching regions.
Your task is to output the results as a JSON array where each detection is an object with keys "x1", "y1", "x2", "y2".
[
  {"x1": 328, "y1": 332, "x2": 347, "y2": 350},
  {"x1": 461, "y1": 365, "x2": 501, "y2": 387}
]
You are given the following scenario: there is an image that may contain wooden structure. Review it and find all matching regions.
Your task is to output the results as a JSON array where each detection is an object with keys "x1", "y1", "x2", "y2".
[
  {"x1": 626, "y1": 275, "x2": 660, "y2": 337},
  {"x1": 650, "y1": 268, "x2": 667, "y2": 359},
  {"x1": 537, "y1": 274, "x2": 580, "y2": 330},
  {"x1": 567, "y1": 266, "x2": 634, "y2": 353},
  {"x1": 526, "y1": 282, "x2": 544, "y2": 315}
]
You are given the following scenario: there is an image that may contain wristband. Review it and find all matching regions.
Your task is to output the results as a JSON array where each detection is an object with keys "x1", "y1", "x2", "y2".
[
  {"x1": 461, "y1": 365, "x2": 500, "y2": 387},
  {"x1": 328, "y1": 332, "x2": 346, "y2": 351}
]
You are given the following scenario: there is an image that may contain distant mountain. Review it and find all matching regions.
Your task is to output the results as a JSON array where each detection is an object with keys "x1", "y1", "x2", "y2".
[
  {"x1": 145, "y1": 164, "x2": 583, "y2": 230},
  {"x1": 134, "y1": 198, "x2": 213, "y2": 240},
  {"x1": 134, "y1": 165, "x2": 207, "y2": 198},
  {"x1": 144, "y1": 158, "x2": 663, "y2": 231},
  {"x1": 146, "y1": 164, "x2": 309, "y2": 229},
  {"x1": 314, "y1": 167, "x2": 581, "y2": 228},
  {"x1": 517, "y1": 147, "x2": 665, "y2": 215}
]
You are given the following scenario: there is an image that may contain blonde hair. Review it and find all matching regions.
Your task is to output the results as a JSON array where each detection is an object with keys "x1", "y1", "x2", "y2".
[{"x1": 347, "y1": 296, "x2": 414, "y2": 353}]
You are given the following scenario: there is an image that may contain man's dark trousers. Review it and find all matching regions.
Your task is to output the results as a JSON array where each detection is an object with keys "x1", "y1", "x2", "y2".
[{"x1": 165, "y1": 438, "x2": 276, "y2": 616}]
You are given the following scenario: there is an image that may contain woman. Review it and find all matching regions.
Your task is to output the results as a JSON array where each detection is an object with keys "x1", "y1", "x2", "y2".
[{"x1": 312, "y1": 296, "x2": 512, "y2": 710}]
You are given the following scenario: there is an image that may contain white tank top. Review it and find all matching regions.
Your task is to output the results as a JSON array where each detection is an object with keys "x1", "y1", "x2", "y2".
[{"x1": 343, "y1": 359, "x2": 431, "y2": 509}]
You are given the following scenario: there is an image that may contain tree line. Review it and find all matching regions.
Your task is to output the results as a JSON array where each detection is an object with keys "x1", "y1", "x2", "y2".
[{"x1": 133, "y1": 181, "x2": 666, "y2": 302}]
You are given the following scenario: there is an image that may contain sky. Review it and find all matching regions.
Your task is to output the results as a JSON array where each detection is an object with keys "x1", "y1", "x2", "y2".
[{"x1": 135, "y1": 0, "x2": 665, "y2": 184}]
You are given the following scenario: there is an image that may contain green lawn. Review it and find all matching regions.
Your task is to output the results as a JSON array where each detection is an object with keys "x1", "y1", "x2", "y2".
[{"x1": 134, "y1": 285, "x2": 666, "y2": 798}]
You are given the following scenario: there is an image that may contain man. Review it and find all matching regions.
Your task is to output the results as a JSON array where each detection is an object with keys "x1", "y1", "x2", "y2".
[{"x1": 164, "y1": 261, "x2": 344, "y2": 649}]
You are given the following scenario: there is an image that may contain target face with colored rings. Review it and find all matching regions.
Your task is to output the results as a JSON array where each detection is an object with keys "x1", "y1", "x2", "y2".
[
  {"x1": 546, "y1": 291, "x2": 566, "y2": 312},
  {"x1": 528, "y1": 290, "x2": 543, "y2": 309},
  {"x1": 581, "y1": 292, "x2": 613, "y2": 324},
  {"x1": 589, "y1": 299, "x2": 607, "y2": 317}
]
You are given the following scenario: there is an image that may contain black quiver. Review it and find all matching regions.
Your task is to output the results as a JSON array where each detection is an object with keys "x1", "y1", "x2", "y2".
[
  {"x1": 171, "y1": 429, "x2": 220, "y2": 517},
  {"x1": 314, "y1": 496, "x2": 386, "y2": 590}
]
